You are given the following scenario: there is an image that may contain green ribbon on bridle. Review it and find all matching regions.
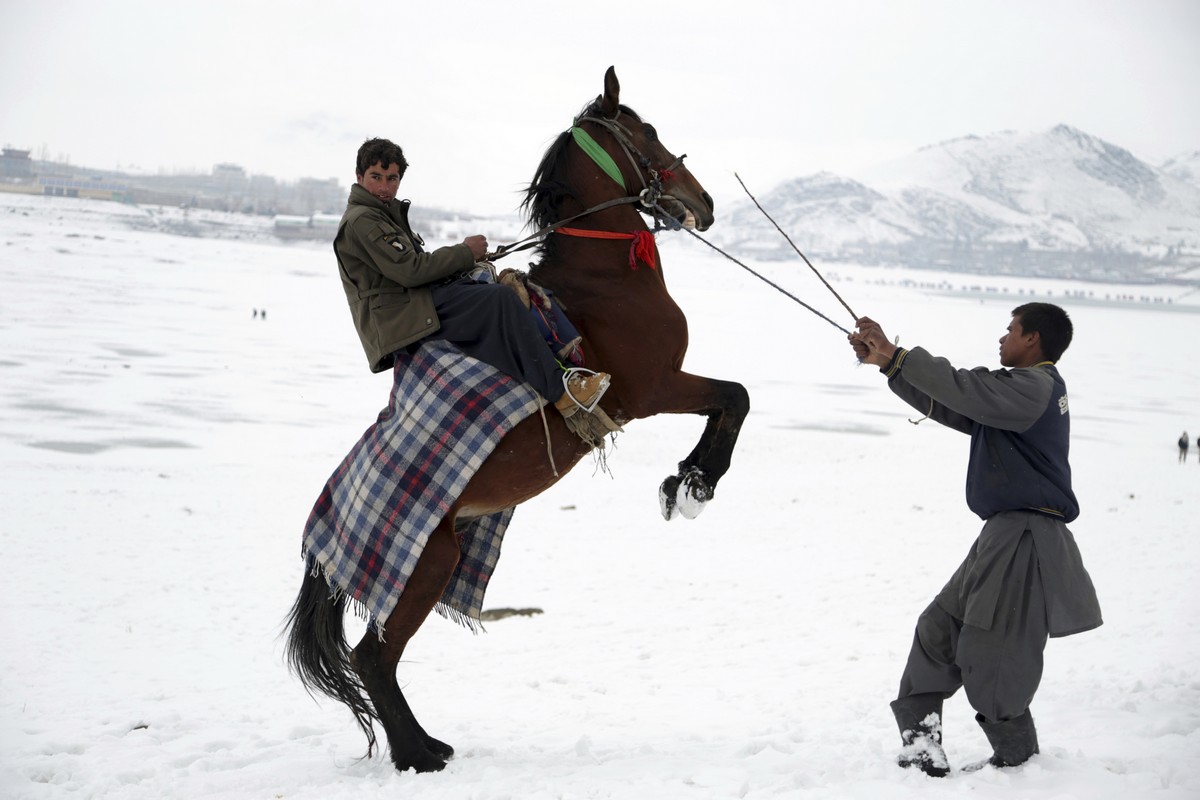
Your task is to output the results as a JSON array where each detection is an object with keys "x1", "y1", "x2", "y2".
[{"x1": 571, "y1": 126, "x2": 626, "y2": 190}]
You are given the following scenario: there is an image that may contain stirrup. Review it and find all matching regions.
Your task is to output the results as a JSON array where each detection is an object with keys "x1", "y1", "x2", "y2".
[{"x1": 561, "y1": 367, "x2": 610, "y2": 415}]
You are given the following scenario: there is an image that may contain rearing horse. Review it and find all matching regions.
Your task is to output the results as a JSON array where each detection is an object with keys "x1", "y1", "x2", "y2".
[{"x1": 285, "y1": 66, "x2": 750, "y2": 774}]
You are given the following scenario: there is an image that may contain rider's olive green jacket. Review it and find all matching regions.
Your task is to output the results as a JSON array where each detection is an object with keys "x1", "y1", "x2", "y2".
[{"x1": 334, "y1": 183, "x2": 474, "y2": 372}]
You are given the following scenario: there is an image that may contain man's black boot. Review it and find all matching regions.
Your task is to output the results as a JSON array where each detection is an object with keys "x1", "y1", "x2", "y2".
[
  {"x1": 976, "y1": 709, "x2": 1039, "y2": 768},
  {"x1": 891, "y1": 694, "x2": 950, "y2": 778}
]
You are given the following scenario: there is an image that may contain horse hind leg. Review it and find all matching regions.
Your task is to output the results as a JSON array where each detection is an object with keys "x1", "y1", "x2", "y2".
[
  {"x1": 350, "y1": 637, "x2": 451, "y2": 772},
  {"x1": 350, "y1": 520, "x2": 461, "y2": 773}
]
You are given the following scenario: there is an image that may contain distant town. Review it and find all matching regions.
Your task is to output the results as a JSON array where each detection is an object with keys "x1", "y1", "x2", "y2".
[{"x1": 0, "y1": 145, "x2": 346, "y2": 240}]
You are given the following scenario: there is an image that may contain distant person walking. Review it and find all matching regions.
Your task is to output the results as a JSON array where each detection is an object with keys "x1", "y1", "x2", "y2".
[{"x1": 1180, "y1": 431, "x2": 1190, "y2": 463}]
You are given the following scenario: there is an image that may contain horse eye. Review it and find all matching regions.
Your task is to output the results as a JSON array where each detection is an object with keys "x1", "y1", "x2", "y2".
[{"x1": 643, "y1": 125, "x2": 658, "y2": 142}]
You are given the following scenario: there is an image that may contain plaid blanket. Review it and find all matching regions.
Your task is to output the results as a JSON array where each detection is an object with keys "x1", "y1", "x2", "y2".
[{"x1": 301, "y1": 338, "x2": 544, "y2": 634}]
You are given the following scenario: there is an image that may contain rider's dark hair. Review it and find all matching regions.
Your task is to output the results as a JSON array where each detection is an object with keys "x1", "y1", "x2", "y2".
[
  {"x1": 356, "y1": 138, "x2": 408, "y2": 179},
  {"x1": 1012, "y1": 302, "x2": 1073, "y2": 362}
]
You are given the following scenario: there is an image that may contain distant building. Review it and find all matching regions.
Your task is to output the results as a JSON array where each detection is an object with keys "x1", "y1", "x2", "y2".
[
  {"x1": 39, "y1": 174, "x2": 129, "y2": 201},
  {"x1": 1, "y1": 148, "x2": 33, "y2": 178},
  {"x1": 0, "y1": 150, "x2": 345, "y2": 215},
  {"x1": 0, "y1": 145, "x2": 129, "y2": 199},
  {"x1": 296, "y1": 177, "x2": 342, "y2": 216},
  {"x1": 213, "y1": 163, "x2": 246, "y2": 180},
  {"x1": 273, "y1": 212, "x2": 341, "y2": 241}
]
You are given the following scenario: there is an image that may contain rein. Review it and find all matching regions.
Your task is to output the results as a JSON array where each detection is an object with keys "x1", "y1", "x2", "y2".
[
  {"x1": 733, "y1": 173, "x2": 858, "y2": 324},
  {"x1": 488, "y1": 194, "x2": 644, "y2": 261},
  {"x1": 490, "y1": 110, "x2": 856, "y2": 338},
  {"x1": 677, "y1": 226, "x2": 852, "y2": 335}
]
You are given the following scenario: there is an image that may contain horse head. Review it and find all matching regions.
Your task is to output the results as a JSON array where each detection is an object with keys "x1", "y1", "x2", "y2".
[
  {"x1": 590, "y1": 66, "x2": 715, "y2": 232},
  {"x1": 524, "y1": 66, "x2": 715, "y2": 242}
]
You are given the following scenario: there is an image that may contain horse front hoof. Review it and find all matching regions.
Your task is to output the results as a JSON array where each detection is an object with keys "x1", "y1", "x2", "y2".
[
  {"x1": 659, "y1": 474, "x2": 681, "y2": 520},
  {"x1": 659, "y1": 468, "x2": 712, "y2": 521},
  {"x1": 677, "y1": 468, "x2": 712, "y2": 519}
]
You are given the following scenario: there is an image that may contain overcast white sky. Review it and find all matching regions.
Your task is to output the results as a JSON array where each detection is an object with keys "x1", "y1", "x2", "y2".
[{"x1": 3, "y1": 0, "x2": 1198, "y2": 215}]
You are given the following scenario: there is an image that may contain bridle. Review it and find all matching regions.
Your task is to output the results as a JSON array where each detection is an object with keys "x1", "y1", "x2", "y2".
[
  {"x1": 489, "y1": 110, "x2": 693, "y2": 263},
  {"x1": 573, "y1": 112, "x2": 689, "y2": 213}
]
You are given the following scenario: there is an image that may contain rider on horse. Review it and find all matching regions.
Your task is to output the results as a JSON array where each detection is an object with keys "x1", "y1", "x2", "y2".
[
  {"x1": 334, "y1": 137, "x2": 611, "y2": 427},
  {"x1": 289, "y1": 70, "x2": 745, "y2": 774}
]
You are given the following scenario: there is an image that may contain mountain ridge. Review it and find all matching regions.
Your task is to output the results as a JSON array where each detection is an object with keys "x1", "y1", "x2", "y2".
[{"x1": 716, "y1": 125, "x2": 1200, "y2": 283}]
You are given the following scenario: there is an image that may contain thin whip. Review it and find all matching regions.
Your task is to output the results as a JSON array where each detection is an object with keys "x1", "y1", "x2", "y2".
[
  {"x1": 679, "y1": 227, "x2": 851, "y2": 335},
  {"x1": 734, "y1": 173, "x2": 858, "y2": 323}
]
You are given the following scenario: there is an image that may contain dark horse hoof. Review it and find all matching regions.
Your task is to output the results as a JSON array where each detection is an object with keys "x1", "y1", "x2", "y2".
[
  {"x1": 659, "y1": 467, "x2": 713, "y2": 521},
  {"x1": 424, "y1": 734, "x2": 454, "y2": 760},
  {"x1": 393, "y1": 747, "x2": 447, "y2": 773}
]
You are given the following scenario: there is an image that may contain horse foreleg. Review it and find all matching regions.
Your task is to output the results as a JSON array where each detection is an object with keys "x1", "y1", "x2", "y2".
[
  {"x1": 649, "y1": 375, "x2": 749, "y2": 520},
  {"x1": 350, "y1": 520, "x2": 461, "y2": 773}
]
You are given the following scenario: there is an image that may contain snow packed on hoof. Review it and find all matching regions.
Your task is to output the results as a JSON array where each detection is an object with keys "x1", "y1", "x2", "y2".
[{"x1": 675, "y1": 477, "x2": 709, "y2": 520}]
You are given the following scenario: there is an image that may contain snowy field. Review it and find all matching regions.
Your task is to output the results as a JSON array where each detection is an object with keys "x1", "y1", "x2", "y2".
[{"x1": 1, "y1": 192, "x2": 1198, "y2": 799}]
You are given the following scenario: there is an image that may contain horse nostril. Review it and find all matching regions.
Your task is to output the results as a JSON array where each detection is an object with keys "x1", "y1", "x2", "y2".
[{"x1": 702, "y1": 192, "x2": 714, "y2": 212}]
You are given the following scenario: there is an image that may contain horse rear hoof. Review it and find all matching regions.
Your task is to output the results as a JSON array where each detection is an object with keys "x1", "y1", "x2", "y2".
[
  {"x1": 424, "y1": 734, "x2": 454, "y2": 760},
  {"x1": 393, "y1": 748, "x2": 447, "y2": 774}
]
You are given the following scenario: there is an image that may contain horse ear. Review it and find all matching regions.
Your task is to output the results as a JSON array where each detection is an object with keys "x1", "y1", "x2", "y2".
[{"x1": 600, "y1": 66, "x2": 620, "y2": 117}]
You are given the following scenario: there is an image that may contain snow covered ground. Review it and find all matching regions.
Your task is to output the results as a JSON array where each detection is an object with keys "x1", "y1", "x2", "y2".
[{"x1": 1, "y1": 193, "x2": 1197, "y2": 799}]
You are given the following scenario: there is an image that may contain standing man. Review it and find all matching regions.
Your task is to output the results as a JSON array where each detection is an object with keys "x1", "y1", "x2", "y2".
[
  {"x1": 850, "y1": 302, "x2": 1102, "y2": 776},
  {"x1": 1179, "y1": 431, "x2": 1190, "y2": 463},
  {"x1": 334, "y1": 137, "x2": 610, "y2": 424}
]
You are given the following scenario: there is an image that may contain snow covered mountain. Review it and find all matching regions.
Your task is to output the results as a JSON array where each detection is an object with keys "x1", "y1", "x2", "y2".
[
  {"x1": 717, "y1": 126, "x2": 1200, "y2": 283},
  {"x1": 1161, "y1": 150, "x2": 1200, "y2": 184}
]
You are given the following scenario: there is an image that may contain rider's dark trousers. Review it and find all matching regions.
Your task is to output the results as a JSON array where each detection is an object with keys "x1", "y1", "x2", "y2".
[{"x1": 428, "y1": 279, "x2": 565, "y2": 403}]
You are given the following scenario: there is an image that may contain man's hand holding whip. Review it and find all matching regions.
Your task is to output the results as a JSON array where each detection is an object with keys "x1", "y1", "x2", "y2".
[{"x1": 849, "y1": 317, "x2": 897, "y2": 368}]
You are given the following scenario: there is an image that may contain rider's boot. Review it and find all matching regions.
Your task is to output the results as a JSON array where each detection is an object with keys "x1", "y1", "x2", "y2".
[{"x1": 555, "y1": 370, "x2": 611, "y2": 418}]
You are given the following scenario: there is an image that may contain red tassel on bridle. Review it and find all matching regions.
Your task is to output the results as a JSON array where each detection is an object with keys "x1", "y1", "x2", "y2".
[{"x1": 630, "y1": 230, "x2": 656, "y2": 269}]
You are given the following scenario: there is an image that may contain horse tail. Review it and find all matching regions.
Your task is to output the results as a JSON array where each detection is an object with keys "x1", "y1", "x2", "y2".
[{"x1": 283, "y1": 566, "x2": 379, "y2": 756}]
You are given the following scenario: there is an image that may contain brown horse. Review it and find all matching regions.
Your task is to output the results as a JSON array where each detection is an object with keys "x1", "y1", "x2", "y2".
[{"x1": 285, "y1": 66, "x2": 749, "y2": 773}]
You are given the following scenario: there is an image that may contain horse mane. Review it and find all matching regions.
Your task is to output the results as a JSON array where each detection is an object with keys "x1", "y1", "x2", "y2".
[{"x1": 521, "y1": 100, "x2": 641, "y2": 261}]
